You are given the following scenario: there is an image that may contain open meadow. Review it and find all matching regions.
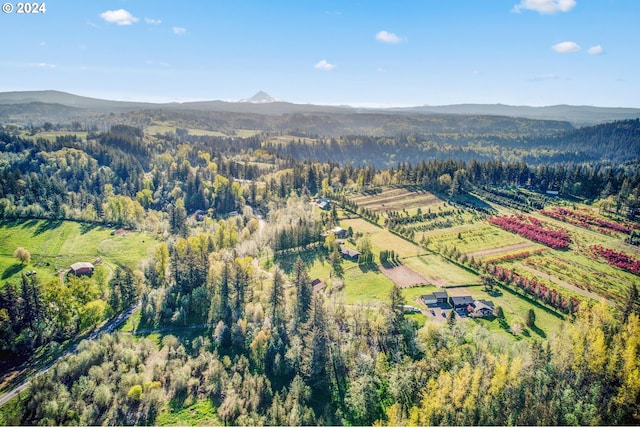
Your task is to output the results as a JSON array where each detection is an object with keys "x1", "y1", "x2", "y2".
[{"x1": 0, "y1": 219, "x2": 159, "y2": 284}]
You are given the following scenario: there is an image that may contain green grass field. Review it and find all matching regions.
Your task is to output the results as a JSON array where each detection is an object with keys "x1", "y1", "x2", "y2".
[
  {"x1": 146, "y1": 122, "x2": 226, "y2": 137},
  {"x1": 403, "y1": 254, "x2": 480, "y2": 286},
  {"x1": 421, "y1": 223, "x2": 534, "y2": 255},
  {"x1": 157, "y1": 398, "x2": 221, "y2": 426},
  {"x1": 341, "y1": 265, "x2": 395, "y2": 305},
  {"x1": 339, "y1": 218, "x2": 428, "y2": 258},
  {"x1": 20, "y1": 130, "x2": 89, "y2": 142},
  {"x1": 0, "y1": 219, "x2": 159, "y2": 283}
]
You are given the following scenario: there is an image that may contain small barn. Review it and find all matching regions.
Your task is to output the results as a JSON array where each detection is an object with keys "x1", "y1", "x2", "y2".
[
  {"x1": 311, "y1": 278, "x2": 327, "y2": 292},
  {"x1": 70, "y1": 262, "x2": 95, "y2": 276}
]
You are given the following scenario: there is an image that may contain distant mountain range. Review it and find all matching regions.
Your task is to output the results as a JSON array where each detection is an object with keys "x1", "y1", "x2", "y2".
[{"x1": 0, "y1": 90, "x2": 639, "y2": 126}]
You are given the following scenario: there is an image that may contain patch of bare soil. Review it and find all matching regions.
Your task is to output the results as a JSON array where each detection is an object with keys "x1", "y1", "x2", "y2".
[{"x1": 379, "y1": 264, "x2": 432, "y2": 288}]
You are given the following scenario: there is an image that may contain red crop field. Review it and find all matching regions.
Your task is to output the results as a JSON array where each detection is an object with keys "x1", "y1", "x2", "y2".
[
  {"x1": 589, "y1": 245, "x2": 640, "y2": 275},
  {"x1": 541, "y1": 207, "x2": 635, "y2": 235},
  {"x1": 488, "y1": 214, "x2": 571, "y2": 249}
]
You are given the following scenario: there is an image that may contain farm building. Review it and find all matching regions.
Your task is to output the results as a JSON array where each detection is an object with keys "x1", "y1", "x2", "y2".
[
  {"x1": 469, "y1": 299, "x2": 495, "y2": 317},
  {"x1": 449, "y1": 295, "x2": 474, "y2": 309},
  {"x1": 340, "y1": 246, "x2": 361, "y2": 261},
  {"x1": 422, "y1": 291, "x2": 449, "y2": 305},
  {"x1": 70, "y1": 262, "x2": 94, "y2": 276},
  {"x1": 311, "y1": 278, "x2": 327, "y2": 292},
  {"x1": 330, "y1": 227, "x2": 347, "y2": 239}
]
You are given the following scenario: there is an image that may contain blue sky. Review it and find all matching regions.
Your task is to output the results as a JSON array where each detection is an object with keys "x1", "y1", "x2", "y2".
[{"x1": 1, "y1": 0, "x2": 639, "y2": 107}]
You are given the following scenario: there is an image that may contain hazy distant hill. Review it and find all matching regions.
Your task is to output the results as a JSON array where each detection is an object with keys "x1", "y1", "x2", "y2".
[
  {"x1": 393, "y1": 104, "x2": 640, "y2": 126},
  {"x1": 0, "y1": 90, "x2": 638, "y2": 125},
  {"x1": 0, "y1": 90, "x2": 159, "y2": 111}
]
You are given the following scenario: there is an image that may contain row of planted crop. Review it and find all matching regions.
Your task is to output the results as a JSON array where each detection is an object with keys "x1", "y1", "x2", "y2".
[
  {"x1": 589, "y1": 245, "x2": 640, "y2": 275},
  {"x1": 485, "y1": 263, "x2": 580, "y2": 314},
  {"x1": 540, "y1": 207, "x2": 637, "y2": 235},
  {"x1": 488, "y1": 214, "x2": 571, "y2": 249}
]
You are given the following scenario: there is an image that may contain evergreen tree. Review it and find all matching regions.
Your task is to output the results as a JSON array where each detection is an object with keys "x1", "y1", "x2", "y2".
[
  {"x1": 292, "y1": 257, "x2": 312, "y2": 326},
  {"x1": 304, "y1": 294, "x2": 329, "y2": 394},
  {"x1": 525, "y1": 308, "x2": 536, "y2": 327},
  {"x1": 108, "y1": 266, "x2": 136, "y2": 313},
  {"x1": 270, "y1": 267, "x2": 285, "y2": 327}
]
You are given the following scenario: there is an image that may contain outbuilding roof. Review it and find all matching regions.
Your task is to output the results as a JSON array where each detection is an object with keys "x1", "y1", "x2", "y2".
[{"x1": 70, "y1": 262, "x2": 94, "y2": 271}]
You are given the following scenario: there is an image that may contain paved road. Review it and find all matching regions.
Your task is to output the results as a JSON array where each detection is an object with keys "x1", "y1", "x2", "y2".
[{"x1": 0, "y1": 302, "x2": 141, "y2": 408}]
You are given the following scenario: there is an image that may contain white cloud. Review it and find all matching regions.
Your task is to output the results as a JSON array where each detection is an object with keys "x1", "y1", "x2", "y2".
[
  {"x1": 512, "y1": 0, "x2": 576, "y2": 14},
  {"x1": 314, "y1": 59, "x2": 335, "y2": 71},
  {"x1": 588, "y1": 45, "x2": 603, "y2": 55},
  {"x1": 36, "y1": 63, "x2": 56, "y2": 69},
  {"x1": 100, "y1": 9, "x2": 139, "y2": 26},
  {"x1": 146, "y1": 60, "x2": 170, "y2": 67},
  {"x1": 529, "y1": 73, "x2": 559, "y2": 82},
  {"x1": 173, "y1": 27, "x2": 186, "y2": 35},
  {"x1": 552, "y1": 41, "x2": 580, "y2": 53},
  {"x1": 375, "y1": 30, "x2": 404, "y2": 44},
  {"x1": 145, "y1": 17, "x2": 162, "y2": 25}
]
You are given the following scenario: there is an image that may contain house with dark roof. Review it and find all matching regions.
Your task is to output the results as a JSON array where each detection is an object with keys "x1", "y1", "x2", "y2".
[
  {"x1": 340, "y1": 246, "x2": 360, "y2": 261},
  {"x1": 469, "y1": 299, "x2": 496, "y2": 317},
  {"x1": 449, "y1": 295, "x2": 474, "y2": 309}
]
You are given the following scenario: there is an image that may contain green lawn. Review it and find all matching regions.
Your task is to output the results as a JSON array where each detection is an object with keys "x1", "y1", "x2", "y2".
[{"x1": 0, "y1": 219, "x2": 159, "y2": 283}]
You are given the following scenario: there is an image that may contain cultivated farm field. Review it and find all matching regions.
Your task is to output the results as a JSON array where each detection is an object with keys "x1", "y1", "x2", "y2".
[{"x1": 336, "y1": 185, "x2": 640, "y2": 314}]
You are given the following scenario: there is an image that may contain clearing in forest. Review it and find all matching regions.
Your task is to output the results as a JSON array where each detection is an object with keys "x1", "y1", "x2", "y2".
[{"x1": 0, "y1": 219, "x2": 158, "y2": 283}]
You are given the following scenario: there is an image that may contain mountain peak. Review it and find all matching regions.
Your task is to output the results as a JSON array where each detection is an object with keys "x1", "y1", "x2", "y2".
[{"x1": 240, "y1": 91, "x2": 281, "y2": 103}]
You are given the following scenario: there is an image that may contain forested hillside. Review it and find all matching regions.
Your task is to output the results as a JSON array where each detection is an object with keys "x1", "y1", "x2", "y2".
[{"x1": 268, "y1": 119, "x2": 640, "y2": 167}]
